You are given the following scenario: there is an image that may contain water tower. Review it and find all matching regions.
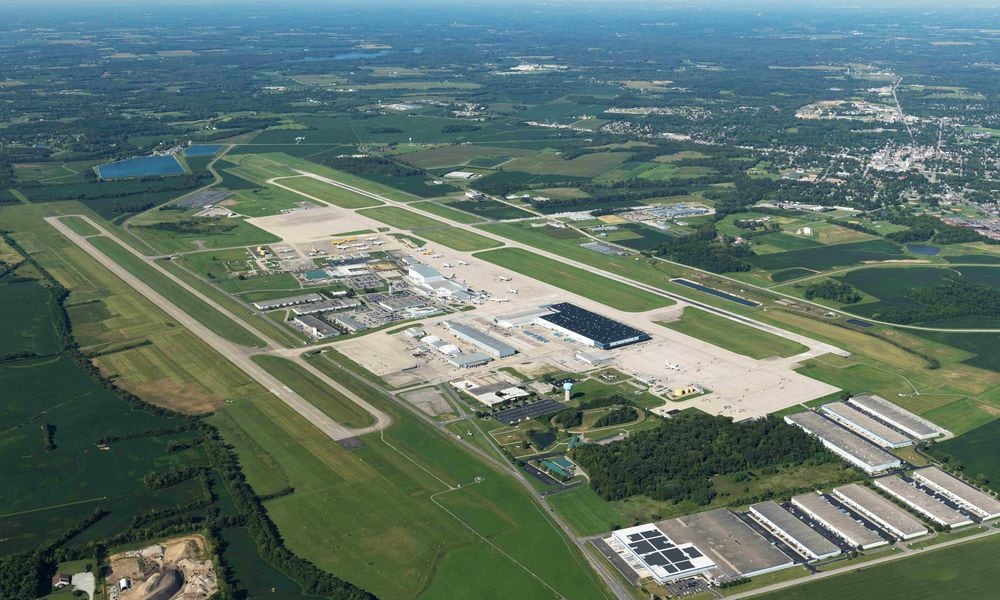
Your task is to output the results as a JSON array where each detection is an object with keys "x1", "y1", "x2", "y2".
[{"x1": 562, "y1": 382, "x2": 574, "y2": 403}]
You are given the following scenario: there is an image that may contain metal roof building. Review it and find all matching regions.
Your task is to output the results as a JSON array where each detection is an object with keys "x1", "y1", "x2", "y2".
[
  {"x1": 832, "y1": 484, "x2": 928, "y2": 540},
  {"x1": 443, "y1": 321, "x2": 516, "y2": 358},
  {"x1": 448, "y1": 352, "x2": 493, "y2": 369},
  {"x1": 912, "y1": 467, "x2": 1000, "y2": 521},
  {"x1": 784, "y1": 411, "x2": 902, "y2": 475},
  {"x1": 749, "y1": 501, "x2": 841, "y2": 560},
  {"x1": 293, "y1": 315, "x2": 340, "y2": 339},
  {"x1": 821, "y1": 402, "x2": 913, "y2": 448},
  {"x1": 874, "y1": 476, "x2": 974, "y2": 528},
  {"x1": 609, "y1": 525, "x2": 716, "y2": 585},
  {"x1": 535, "y1": 303, "x2": 649, "y2": 350},
  {"x1": 791, "y1": 492, "x2": 888, "y2": 550},
  {"x1": 847, "y1": 395, "x2": 946, "y2": 440},
  {"x1": 253, "y1": 293, "x2": 324, "y2": 311}
]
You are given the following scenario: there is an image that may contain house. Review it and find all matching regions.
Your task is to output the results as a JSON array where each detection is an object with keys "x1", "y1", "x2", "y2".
[{"x1": 52, "y1": 573, "x2": 71, "y2": 590}]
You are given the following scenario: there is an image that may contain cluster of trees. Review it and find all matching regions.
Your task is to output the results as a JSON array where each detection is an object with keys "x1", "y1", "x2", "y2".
[
  {"x1": 441, "y1": 124, "x2": 480, "y2": 133},
  {"x1": 886, "y1": 212, "x2": 997, "y2": 245},
  {"x1": 804, "y1": 280, "x2": 862, "y2": 304},
  {"x1": 318, "y1": 154, "x2": 422, "y2": 179},
  {"x1": 651, "y1": 223, "x2": 754, "y2": 273},
  {"x1": 41, "y1": 423, "x2": 56, "y2": 451},
  {"x1": 571, "y1": 412, "x2": 835, "y2": 504},
  {"x1": 875, "y1": 278, "x2": 1000, "y2": 324},
  {"x1": 552, "y1": 394, "x2": 634, "y2": 429},
  {"x1": 143, "y1": 466, "x2": 205, "y2": 490},
  {"x1": 593, "y1": 407, "x2": 639, "y2": 428},
  {"x1": 147, "y1": 217, "x2": 239, "y2": 235}
]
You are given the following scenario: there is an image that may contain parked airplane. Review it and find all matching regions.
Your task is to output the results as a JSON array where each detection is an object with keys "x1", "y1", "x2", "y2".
[
  {"x1": 442, "y1": 263, "x2": 453, "y2": 268},
  {"x1": 491, "y1": 296, "x2": 510, "y2": 303},
  {"x1": 664, "y1": 361, "x2": 680, "y2": 371},
  {"x1": 507, "y1": 287, "x2": 519, "y2": 294},
  {"x1": 457, "y1": 260, "x2": 470, "y2": 265},
  {"x1": 498, "y1": 275, "x2": 512, "y2": 281}
]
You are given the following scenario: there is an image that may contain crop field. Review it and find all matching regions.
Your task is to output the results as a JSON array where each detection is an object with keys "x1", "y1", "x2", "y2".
[
  {"x1": 751, "y1": 232, "x2": 824, "y2": 253},
  {"x1": 927, "y1": 419, "x2": 1000, "y2": 494},
  {"x1": 210, "y1": 355, "x2": 608, "y2": 600},
  {"x1": 660, "y1": 307, "x2": 808, "y2": 359},
  {"x1": 0, "y1": 280, "x2": 61, "y2": 356},
  {"x1": 399, "y1": 145, "x2": 532, "y2": 169},
  {"x1": 637, "y1": 163, "x2": 715, "y2": 181},
  {"x1": 276, "y1": 176, "x2": 383, "y2": 208},
  {"x1": 87, "y1": 235, "x2": 266, "y2": 348},
  {"x1": 754, "y1": 534, "x2": 1000, "y2": 600},
  {"x1": 771, "y1": 267, "x2": 816, "y2": 282},
  {"x1": 251, "y1": 355, "x2": 375, "y2": 428},
  {"x1": 358, "y1": 206, "x2": 502, "y2": 251},
  {"x1": 217, "y1": 168, "x2": 263, "y2": 191},
  {"x1": 475, "y1": 247, "x2": 671, "y2": 312},
  {"x1": 503, "y1": 151, "x2": 632, "y2": 177},
  {"x1": 448, "y1": 199, "x2": 534, "y2": 220},
  {"x1": 749, "y1": 239, "x2": 905, "y2": 271},
  {"x1": 606, "y1": 223, "x2": 677, "y2": 251}
]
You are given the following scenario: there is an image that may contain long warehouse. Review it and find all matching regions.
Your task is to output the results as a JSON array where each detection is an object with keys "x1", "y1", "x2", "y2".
[
  {"x1": 784, "y1": 411, "x2": 902, "y2": 475},
  {"x1": 874, "y1": 476, "x2": 974, "y2": 528},
  {"x1": 832, "y1": 484, "x2": 928, "y2": 540},
  {"x1": 443, "y1": 320, "x2": 516, "y2": 358},
  {"x1": 749, "y1": 501, "x2": 840, "y2": 560},
  {"x1": 847, "y1": 395, "x2": 945, "y2": 440},
  {"x1": 912, "y1": 467, "x2": 1000, "y2": 520},
  {"x1": 791, "y1": 493, "x2": 887, "y2": 550},
  {"x1": 821, "y1": 402, "x2": 912, "y2": 448},
  {"x1": 535, "y1": 302, "x2": 650, "y2": 350}
]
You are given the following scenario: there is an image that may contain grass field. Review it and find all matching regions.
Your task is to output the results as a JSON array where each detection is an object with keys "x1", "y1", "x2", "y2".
[
  {"x1": 660, "y1": 307, "x2": 808, "y2": 359},
  {"x1": 546, "y1": 485, "x2": 625, "y2": 536},
  {"x1": 0, "y1": 280, "x2": 62, "y2": 357},
  {"x1": 87, "y1": 235, "x2": 265, "y2": 348},
  {"x1": 504, "y1": 150, "x2": 631, "y2": 177},
  {"x1": 749, "y1": 239, "x2": 905, "y2": 271},
  {"x1": 411, "y1": 200, "x2": 484, "y2": 224},
  {"x1": 250, "y1": 355, "x2": 375, "y2": 428},
  {"x1": 127, "y1": 210, "x2": 281, "y2": 255},
  {"x1": 276, "y1": 176, "x2": 383, "y2": 209},
  {"x1": 358, "y1": 206, "x2": 502, "y2": 251},
  {"x1": 754, "y1": 534, "x2": 1000, "y2": 600},
  {"x1": 475, "y1": 247, "x2": 672, "y2": 312},
  {"x1": 60, "y1": 215, "x2": 101, "y2": 236},
  {"x1": 399, "y1": 145, "x2": 532, "y2": 169}
]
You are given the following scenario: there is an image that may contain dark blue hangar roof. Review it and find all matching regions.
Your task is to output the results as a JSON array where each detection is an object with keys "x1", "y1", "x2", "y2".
[{"x1": 537, "y1": 303, "x2": 650, "y2": 349}]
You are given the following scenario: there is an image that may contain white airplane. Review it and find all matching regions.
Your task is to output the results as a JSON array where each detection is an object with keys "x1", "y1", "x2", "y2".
[
  {"x1": 366, "y1": 237, "x2": 378, "y2": 242},
  {"x1": 371, "y1": 241, "x2": 384, "y2": 246},
  {"x1": 507, "y1": 287, "x2": 519, "y2": 294},
  {"x1": 498, "y1": 275, "x2": 512, "y2": 282},
  {"x1": 442, "y1": 263, "x2": 453, "y2": 268},
  {"x1": 491, "y1": 296, "x2": 510, "y2": 303},
  {"x1": 431, "y1": 253, "x2": 444, "y2": 259},
  {"x1": 457, "y1": 260, "x2": 469, "y2": 266},
  {"x1": 664, "y1": 361, "x2": 680, "y2": 371}
]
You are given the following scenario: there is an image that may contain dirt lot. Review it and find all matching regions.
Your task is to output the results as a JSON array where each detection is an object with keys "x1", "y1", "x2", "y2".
[{"x1": 107, "y1": 534, "x2": 217, "y2": 600}]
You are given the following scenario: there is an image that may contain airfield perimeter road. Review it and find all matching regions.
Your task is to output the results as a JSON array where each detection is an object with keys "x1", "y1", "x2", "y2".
[
  {"x1": 278, "y1": 170, "x2": 848, "y2": 357},
  {"x1": 45, "y1": 215, "x2": 391, "y2": 442}
]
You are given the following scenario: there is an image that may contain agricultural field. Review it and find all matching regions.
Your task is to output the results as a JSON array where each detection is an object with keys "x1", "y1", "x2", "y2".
[
  {"x1": 927, "y1": 419, "x2": 1000, "y2": 494},
  {"x1": 0, "y1": 280, "x2": 61, "y2": 357},
  {"x1": 754, "y1": 534, "x2": 1000, "y2": 600},
  {"x1": 749, "y1": 239, "x2": 905, "y2": 271},
  {"x1": 475, "y1": 247, "x2": 672, "y2": 312},
  {"x1": 448, "y1": 199, "x2": 534, "y2": 220},
  {"x1": 503, "y1": 151, "x2": 632, "y2": 178},
  {"x1": 660, "y1": 307, "x2": 808, "y2": 359},
  {"x1": 358, "y1": 206, "x2": 502, "y2": 251},
  {"x1": 399, "y1": 144, "x2": 532, "y2": 169}
]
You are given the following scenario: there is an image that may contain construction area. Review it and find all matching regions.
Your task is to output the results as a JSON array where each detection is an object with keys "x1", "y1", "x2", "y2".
[{"x1": 106, "y1": 535, "x2": 218, "y2": 600}]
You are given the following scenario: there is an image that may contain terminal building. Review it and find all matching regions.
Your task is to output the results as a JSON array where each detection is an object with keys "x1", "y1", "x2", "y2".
[
  {"x1": 784, "y1": 411, "x2": 902, "y2": 475},
  {"x1": 912, "y1": 467, "x2": 1000, "y2": 521},
  {"x1": 820, "y1": 402, "x2": 913, "y2": 449},
  {"x1": 791, "y1": 492, "x2": 888, "y2": 550},
  {"x1": 443, "y1": 321, "x2": 516, "y2": 358},
  {"x1": 832, "y1": 484, "x2": 928, "y2": 540},
  {"x1": 407, "y1": 264, "x2": 473, "y2": 301},
  {"x1": 534, "y1": 303, "x2": 650, "y2": 350},
  {"x1": 873, "y1": 476, "x2": 973, "y2": 528},
  {"x1": 847, "y1": 395, "x2": 947, "y2": 440},
  {"x1": 748, "y1": 501, "x2": 841, "y2": 561}
]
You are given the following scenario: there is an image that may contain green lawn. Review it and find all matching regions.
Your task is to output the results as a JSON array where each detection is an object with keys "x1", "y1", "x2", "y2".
[
  {"x1": 475, "y1": 247, "x2": 672, "y2": 312},
  {"x1": 128, "y1": 214, "x2": 281, "y2": 255},
  {"x1": 546, "y1": 485, "x2": 624, "y2": 536},
  {"x1": 756, "y1": 534, "x2": 1000, "y2": 600},
  {"x1": 358, "y1": 206, "x2": 502, "y2": 251},
  {"x1": 660, "y1": 307, "x2": 808, "y2": 359},
  {"x1": 60, "y1": 215, "x2": 101, "y2": 236},
  {"x1": 87, "y1": 236, "x2": 265, "y2": 348},
  {"x1": 277, "y1": 176, "x2": 383, "y2": 208},
  {"x1": 411, "y1": 200, "x2": 484, "y2": 224},
  {"x1": 250, "y1": 355, "x2": 375, "y2": 428}
]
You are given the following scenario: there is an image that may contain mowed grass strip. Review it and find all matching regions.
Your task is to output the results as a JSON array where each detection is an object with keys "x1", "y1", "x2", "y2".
[
  {"x1": 87, "y1": 236, "x2": 266, "y2": 348},
  {"x1": 278, "y1": 176, "x2": 383, "y2": 209},
  {"x1": 250, "y1": 355, "x2": 375, "y2": 428},
  {"x1": 475, "y1": 247, "x2": 671, "y2": 312},
  {"x1": 754, "y1": 534, "x2": 1000, "y2": 600},
  {"x1": 60, "y1": 215, "x2": 101, "y2": 236},
  {"x1": 660, "y1": 307, "x2": 808, "y2": 359},
  {"x1": 358, "y1": 206, "x2": 501, "y2": 251}
]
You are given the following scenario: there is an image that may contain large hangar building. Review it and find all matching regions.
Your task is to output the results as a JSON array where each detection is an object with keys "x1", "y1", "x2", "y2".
[{"x1": 535, "y1": 302, "x2": 650, "y2": 350}]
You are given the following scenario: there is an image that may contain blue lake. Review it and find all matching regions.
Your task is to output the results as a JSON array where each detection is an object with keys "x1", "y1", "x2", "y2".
[
  {"x1": 907, "y1": 244, "x2": 940, "y2": 256},
  {"x1": 185, "y1": 144, "x2": 223, "y2": 157},
  {"x1": 98, "y1": 155, "x2": 184, "y2": 179}
]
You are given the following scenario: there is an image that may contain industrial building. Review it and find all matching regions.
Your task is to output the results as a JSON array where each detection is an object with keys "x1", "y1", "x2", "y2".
[
  {"x1": 448, "y1": 352, "x2": 492, "y2": 369},
  {"x1": 820, "y1": 402, "x2": 913, "y2": 448},
  {"x1": 333, "y1": 315, "x2": 367, "y2": 333},
  {"x1": 912, "y1": 467, "x2": 1000, "y2": 521},
  {"x1": 608, "y1": 525, "x2": 717, "y2": 584},
  {"x1": 575, "y1": 351, "x2": 613, "y2": 366},
  {"x1": 292, "y1": 315, "x2": 339, "y2": 339},
  {"x1": 749, "y1": 501, "x2": 841, "y2": 561},
  {"x1": 874, "y1": 476, "x2": 973, "y2": 528},
  {"x1": 443, "y1": 321, "x2": 517, "y2": 358},
  {"x1": 784, "y1": 411, "x2": 902, "y2": 475},
  {"x1": 290, "y1": 298, "x2": 361, "y2": 316},
  {"x1": 451, "y1": 380, "x2": 530, "y2": 407},
  {"x1": 832, "y1": 484, "x2": 928, "y2": 540},
  {"x1": 847, "y1": 395, "x2": 946, "y2": 440},
  {"x1": 421, "y1": 335, "x2": 460, "y2": 356},
  {"x1": 494, "y1": 307, "x2": 556, "y2": 329},
  {"x1": 535, "y1": 303, "x2": 650, "y2": 350},
  {"x1": 791, "y1": 493, "x2": 887, "y2": 550},
  {"x1": 253, "y1": 293, "x2": 323, "y2": 311},
  {"x1": 407, "y1": 264, "x2": 473, "y2": 301}
]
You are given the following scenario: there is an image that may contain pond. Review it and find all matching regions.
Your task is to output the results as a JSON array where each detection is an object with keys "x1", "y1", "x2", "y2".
[
  {"x1": 97, "y1": 155, "x2": 184, "y2": 179},
  {"x1": 907, "y1": 244, "x2": 941, "y2": 256},
  {"x1": 185, "y1": 144, "x2": 223, "y2": 157}
]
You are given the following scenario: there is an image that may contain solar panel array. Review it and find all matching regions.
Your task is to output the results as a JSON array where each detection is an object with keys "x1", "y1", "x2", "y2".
[{"x1": 624, "y1": 528, "x2": 706, "y2": 576}]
